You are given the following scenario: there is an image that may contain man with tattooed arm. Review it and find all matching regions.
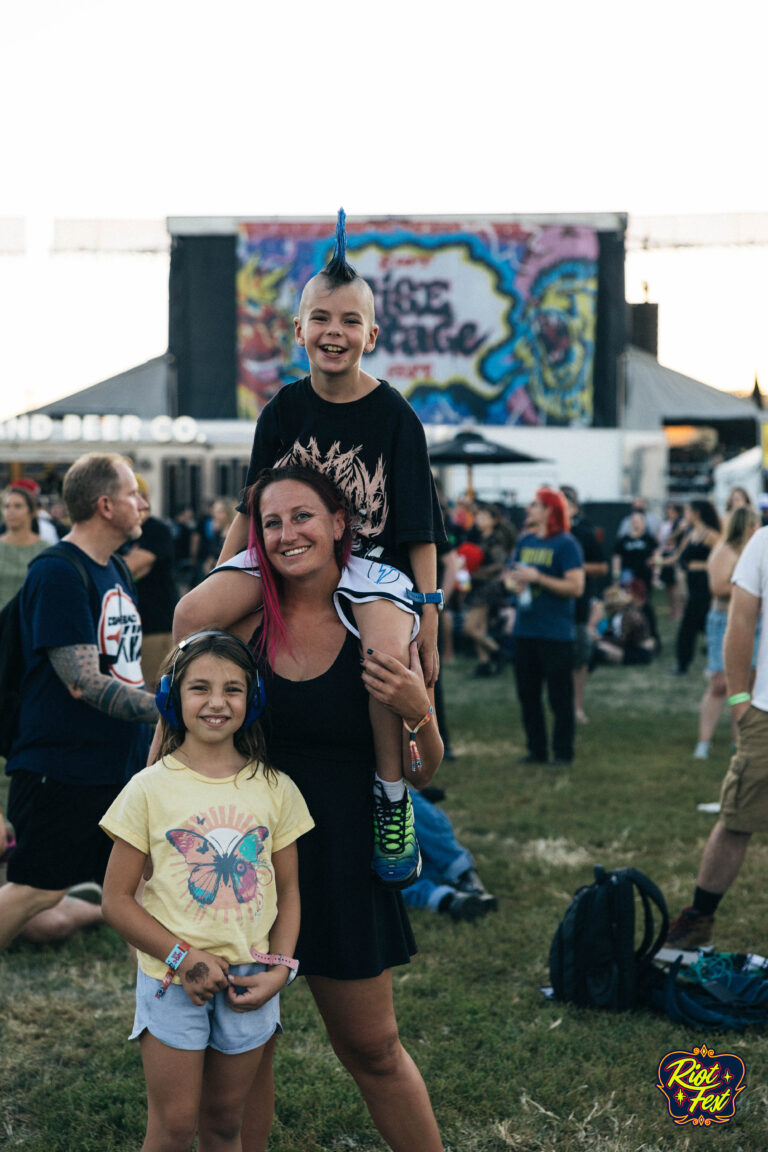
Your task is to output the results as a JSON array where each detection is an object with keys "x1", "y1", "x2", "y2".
[{"x1": 0, "y1": 453, "x2": 158, "y2": 949}]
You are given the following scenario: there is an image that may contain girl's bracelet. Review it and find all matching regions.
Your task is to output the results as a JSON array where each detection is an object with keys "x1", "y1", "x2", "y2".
[{"x1": 155, "y1": 940, "x2": 191, "y2": 1000}]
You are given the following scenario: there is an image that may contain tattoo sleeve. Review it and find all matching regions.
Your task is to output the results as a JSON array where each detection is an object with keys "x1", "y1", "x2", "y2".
[{"x1": 48, "y1": 645, "x2": 158, "y2": 723}]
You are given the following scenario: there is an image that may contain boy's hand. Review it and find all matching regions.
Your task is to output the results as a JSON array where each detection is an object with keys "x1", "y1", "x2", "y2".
[
  {"x1": 416, "y1": 609, "x2": 439, "y2": 687},
  {"x1": 178, "y1": 948, "x2": 230, "y2": 1005},
  {"x1": 226, "y1": 968, "x2": 287, "y2": 1012}
]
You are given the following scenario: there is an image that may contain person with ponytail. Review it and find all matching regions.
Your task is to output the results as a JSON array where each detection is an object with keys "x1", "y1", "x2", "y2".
[
  {"x1": 175, "y1": 210, "x2": 446, "y2": 892},
  {"x1": 505, "y1": 487, "x2": 585, "y2": 766}
]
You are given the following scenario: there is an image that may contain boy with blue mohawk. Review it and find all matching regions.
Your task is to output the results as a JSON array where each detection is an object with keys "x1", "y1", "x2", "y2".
[{"x1": 177, "y1": 210, "x2": 446, "y2": 890}]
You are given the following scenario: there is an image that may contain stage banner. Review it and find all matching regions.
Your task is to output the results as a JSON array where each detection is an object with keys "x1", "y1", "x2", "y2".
[{"x1": 236, "y1": 218, "x2": 598, "y2": 426}]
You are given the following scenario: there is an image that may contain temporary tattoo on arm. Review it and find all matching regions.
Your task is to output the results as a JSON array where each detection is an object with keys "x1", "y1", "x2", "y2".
[
  {"x1": 48, "y1": 646, "x2": 158, "y2": 723},
  {"x1": 185, "y1": 962, "x2": 209, "y2": 984}
]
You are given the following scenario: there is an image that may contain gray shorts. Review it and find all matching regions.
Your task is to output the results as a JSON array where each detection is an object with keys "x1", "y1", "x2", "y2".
[
  {"x1": 130, "y1": 963, "x2": 282, "y2": 1054},
  {"x1": 719, "y1": 705, "x2": 768, "y2": 834}
]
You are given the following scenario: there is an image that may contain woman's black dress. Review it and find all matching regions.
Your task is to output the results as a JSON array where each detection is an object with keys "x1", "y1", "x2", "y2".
[{"x1": 257, "y1": 631, "x2": 416, "y2": 979}]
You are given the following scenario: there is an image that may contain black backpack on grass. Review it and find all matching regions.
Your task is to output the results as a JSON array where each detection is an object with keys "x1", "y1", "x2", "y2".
[
  {"x1": 0, "y1": 544, "x2": 133, "y2": 758},
  {"x1": 549, "y1": 865, "x2": 669, "y2": 1011}
]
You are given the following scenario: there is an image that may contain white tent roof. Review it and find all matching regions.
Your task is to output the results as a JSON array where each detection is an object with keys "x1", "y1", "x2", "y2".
[{"x1": 621, "y1": 346, "x2": 761, "y2": 430}]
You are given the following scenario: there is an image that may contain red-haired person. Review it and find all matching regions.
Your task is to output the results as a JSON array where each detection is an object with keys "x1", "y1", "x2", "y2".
[{"x1": 506, "y1": 488, "x2": 585, "y2": 766}]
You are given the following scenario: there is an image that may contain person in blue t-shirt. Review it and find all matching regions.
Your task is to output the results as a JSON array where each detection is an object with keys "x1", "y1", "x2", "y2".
[
  {"x1": 0, "y1": 453, "x2": 159, "y2": 950},
  {"x1": 506, "y1": 488, "x2": 585, "y2": 766}
]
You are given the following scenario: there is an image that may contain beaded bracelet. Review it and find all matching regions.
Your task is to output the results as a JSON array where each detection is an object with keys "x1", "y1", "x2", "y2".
[{"x1": 403, "y1": 707, "x2": 433, "y2": 773}]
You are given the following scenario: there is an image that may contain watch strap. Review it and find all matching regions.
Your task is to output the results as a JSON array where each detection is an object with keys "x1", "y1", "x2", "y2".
[{"x1": 405, "y1": 588, "x2": 444, "y2": 609}]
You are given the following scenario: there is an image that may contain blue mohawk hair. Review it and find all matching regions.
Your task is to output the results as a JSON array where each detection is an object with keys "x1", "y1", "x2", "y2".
[{"x1": 324, "y1": 207, "x2": 358, "y2": 285}]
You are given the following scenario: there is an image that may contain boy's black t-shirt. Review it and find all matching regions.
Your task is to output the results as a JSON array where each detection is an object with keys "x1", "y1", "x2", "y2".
[{"x1": 241, "y1": 377, "x2": 446, "y2": 576}]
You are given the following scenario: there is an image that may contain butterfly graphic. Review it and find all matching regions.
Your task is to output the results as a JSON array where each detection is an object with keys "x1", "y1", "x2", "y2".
[{"x1": 166, "y1": 826, "x2": 272, "y2": 907}]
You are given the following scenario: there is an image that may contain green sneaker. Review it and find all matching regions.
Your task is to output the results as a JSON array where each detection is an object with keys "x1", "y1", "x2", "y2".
[{"x1": 371, "y1": 783, "x2": 422, "y2": 889}]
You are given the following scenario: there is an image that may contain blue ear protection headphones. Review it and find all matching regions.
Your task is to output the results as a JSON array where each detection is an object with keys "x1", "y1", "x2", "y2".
[{"x1": 155, "y1": 631, "x2": 266, "y2": 732}]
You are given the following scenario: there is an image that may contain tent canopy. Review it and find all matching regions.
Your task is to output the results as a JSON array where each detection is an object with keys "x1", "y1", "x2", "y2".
[
  {"x1": 622, "y1": 346, "x2": 760, "y2": 431},
  {"x1": 30, "y1": 355, "x2": 173, "y2": 419}
]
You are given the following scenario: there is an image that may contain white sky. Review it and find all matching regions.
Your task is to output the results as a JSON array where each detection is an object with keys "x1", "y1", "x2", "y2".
[{"x1": 2, "y1": 0, "x2": 768, "y2": 417}]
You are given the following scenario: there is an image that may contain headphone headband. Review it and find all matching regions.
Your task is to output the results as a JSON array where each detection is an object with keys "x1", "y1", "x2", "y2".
[{"x1": 155, "y1": 630, "x2": 265, "y2": 732}]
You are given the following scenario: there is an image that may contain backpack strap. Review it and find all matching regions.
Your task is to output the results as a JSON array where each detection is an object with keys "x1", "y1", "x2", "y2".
[
  {"x1": 110, "y1": 550, "x2": 137, "y2": 599},
  {"x1": 622, "y1": 868, "x2": 669, "y2": 963},
  {"x1": 29, "y1": 543, "x2": 96, "y2": 600},
  {"x1": 27, "y1": 543, "x2": 136, "y2": 673},
  {"x1": 30, "y1": 542, "x2": 136, "y2": 602}
]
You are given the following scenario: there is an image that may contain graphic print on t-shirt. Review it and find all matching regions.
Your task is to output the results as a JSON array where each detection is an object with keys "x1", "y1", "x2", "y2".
[
  {"x1": 167, "y1": 804, "x2": 274, "y2": 919},
  {"x1": 98, "y1": 585, "x2": 143, "y2": 685},
  {"x1": 274, "y1": 436, "x2": 389, "y2": 550}
]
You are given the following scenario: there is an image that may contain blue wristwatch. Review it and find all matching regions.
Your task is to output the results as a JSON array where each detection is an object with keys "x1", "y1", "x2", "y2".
[{"x1": 405, "y1": 589, "x2": 444, "y2": 610}]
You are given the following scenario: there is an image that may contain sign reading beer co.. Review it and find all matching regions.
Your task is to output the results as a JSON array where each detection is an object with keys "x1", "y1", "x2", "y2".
[{"x1": 0, "y1": 414, "x2": 202, "y2": 444}]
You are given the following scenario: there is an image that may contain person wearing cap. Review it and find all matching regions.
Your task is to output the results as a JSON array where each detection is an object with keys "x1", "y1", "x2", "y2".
[{"x1": 10, "y1": 478, "x2": 59, "y2": 544}]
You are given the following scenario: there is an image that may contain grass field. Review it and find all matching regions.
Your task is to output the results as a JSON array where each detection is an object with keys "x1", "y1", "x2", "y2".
[{"x1": 2, "y1": 608, "x2": 768, "y2": 1151}]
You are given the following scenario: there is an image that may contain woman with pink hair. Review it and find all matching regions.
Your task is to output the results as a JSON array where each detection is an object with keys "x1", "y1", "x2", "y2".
[{"x1": 506, "y1": 488, "x2": 585, "y2": 766}]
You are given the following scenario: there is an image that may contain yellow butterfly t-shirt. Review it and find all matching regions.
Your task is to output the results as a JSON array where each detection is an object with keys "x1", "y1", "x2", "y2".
[{"x1": 101, "y1": 756, "x2": 314, "y2": 982}]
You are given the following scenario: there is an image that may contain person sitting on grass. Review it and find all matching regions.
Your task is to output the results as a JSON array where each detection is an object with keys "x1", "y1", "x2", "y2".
[
  {"x1": 401, "y1": 788, "x2": 497, "y2": 922},
  {"x1": 588, "y1": 580, "x2": 657, "y2": 668}
]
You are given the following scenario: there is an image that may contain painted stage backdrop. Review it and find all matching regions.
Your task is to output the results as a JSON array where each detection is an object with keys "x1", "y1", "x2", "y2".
[{"x1": 236, "y1": 218, "x2": 599, "y2": 426}]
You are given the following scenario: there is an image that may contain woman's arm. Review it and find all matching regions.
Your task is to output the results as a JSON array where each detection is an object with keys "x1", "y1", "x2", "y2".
[
  {"x1": 102, "y1": 837, "x2": 230, "y2": 1005},
  {"x1": 707, "y1": 543, "x2": 737, "y2": 599},
  {"x1": 227, "y1": 841, "x2": 301, "y2": 1012},
  {"x1": 361, "y1": 641, "x2": 444, "y2": 787},
  {"x1": 173, "y1": 566, "x2": 262, "y2": 642}
]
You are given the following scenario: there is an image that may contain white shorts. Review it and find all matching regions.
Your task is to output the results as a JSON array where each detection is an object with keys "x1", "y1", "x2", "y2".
[{"x1": 216, "y1": 552, "x2": 420, "y2": 642}]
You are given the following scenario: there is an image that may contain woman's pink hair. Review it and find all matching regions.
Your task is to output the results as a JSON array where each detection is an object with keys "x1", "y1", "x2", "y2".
[
  {"x1": 246, "y1": 466, "x2": 353, "y2": 665},
  {"x1": 536, "y1": 487, "x2": 570, "y2": 537}
]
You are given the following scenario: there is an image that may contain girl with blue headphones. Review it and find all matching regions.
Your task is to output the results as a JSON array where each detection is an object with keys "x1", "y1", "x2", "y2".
[{"x1": 100, "y1": 630, "x2": 314, "y2": 1151}]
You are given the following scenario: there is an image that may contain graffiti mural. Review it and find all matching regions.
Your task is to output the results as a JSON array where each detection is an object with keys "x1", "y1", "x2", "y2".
[{"x1": 236, "y1": 218, "x2": 599, "y2": 425}]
